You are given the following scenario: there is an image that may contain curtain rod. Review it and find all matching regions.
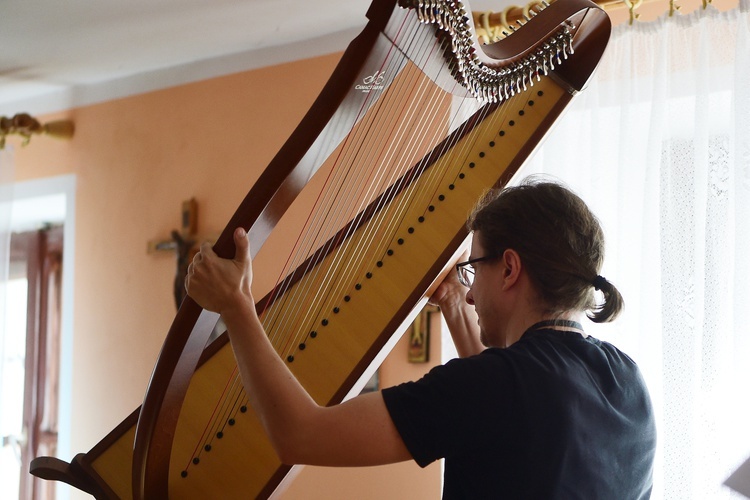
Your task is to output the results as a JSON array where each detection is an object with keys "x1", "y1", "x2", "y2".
[
  {"x1": 473, "y1": 0, "x2": 723, "y2": 36},
  {"x1": 0, "y1": 113, "x2": 74, "y2": 149}
]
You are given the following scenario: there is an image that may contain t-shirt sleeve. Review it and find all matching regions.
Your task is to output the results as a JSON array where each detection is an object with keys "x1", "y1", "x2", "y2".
[{"x1": 381, "y1": 353, "x2": 513, "y2": 467}]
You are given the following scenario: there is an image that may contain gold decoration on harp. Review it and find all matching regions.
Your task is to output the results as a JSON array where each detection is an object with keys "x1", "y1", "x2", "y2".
[{"x1": 0, "y1": 113, "x2": 74, "y2": 149}]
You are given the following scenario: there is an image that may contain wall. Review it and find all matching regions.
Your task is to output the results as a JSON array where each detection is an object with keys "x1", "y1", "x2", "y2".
[{"x1": 12, "y1": 52, "x2": 442, "y2": 498}]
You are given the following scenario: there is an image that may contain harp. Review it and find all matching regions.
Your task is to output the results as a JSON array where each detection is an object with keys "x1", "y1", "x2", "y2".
[{"x1": 31, "y1": 0, "x2": 611, "y2": 497}]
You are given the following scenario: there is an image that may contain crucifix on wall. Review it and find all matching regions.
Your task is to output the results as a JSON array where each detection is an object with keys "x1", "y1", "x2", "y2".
[{"x1": 148, "y1": 198, "x2": 204, "y2": 309}]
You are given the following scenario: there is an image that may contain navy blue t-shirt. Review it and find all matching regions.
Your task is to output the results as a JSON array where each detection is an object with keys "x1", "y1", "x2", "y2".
[{"x1": 382, "y1": 328, "x2": 656, "y2": 499}]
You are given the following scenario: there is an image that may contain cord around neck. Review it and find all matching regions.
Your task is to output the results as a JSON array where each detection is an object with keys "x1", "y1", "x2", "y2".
[{"x1": 525, "y1": 319, "x2": 584, "y2": 334}]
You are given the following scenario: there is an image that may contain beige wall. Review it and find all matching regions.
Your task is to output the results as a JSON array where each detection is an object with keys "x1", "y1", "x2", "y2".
[{"x1": 12, "y1": 52, "x2": 442, "y2": 498}]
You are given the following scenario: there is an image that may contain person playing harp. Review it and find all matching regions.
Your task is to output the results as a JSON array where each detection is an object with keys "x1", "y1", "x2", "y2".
[{"x1": 186, "y1": 177, "x2": 656, "y2": 498}]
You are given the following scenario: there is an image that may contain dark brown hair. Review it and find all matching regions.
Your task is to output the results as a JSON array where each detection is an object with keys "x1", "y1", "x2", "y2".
[{"x1": 468, "y1": 176, "x2": 623, "y2": 323}]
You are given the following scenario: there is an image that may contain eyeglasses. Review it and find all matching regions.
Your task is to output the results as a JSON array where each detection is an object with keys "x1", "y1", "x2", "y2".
[{"x1": 455, "y1": 255, "x2": 497, "y2": 287}]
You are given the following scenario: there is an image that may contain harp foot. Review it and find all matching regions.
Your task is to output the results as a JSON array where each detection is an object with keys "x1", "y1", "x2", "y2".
[{"x1": 30, "y1": 454, "x2": 109, "y2": 499}]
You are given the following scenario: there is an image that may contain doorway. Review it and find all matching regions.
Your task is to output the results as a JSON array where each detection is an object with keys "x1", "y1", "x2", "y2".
[{"x1": 1, "y1": 227, "x2": 62, "y2": 499}]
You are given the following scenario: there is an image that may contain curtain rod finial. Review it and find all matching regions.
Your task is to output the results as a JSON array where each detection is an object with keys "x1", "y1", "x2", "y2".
[{"x1": 43, "y1": 120, "x2": 75, "y2": 140}]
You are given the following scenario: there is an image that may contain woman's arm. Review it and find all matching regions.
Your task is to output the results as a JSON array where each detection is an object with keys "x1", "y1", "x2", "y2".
[{"x1": 186, "y1": 228, "x2": 411, "y2": 467}]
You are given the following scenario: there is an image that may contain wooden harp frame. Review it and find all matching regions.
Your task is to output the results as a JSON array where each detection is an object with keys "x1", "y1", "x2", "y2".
[{"x1": 30, "y1": 0, "x2": 611, "y2": 498}]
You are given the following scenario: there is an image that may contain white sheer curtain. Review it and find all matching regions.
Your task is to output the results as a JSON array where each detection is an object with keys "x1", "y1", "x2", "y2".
[
  {"x1": 524, "y1": 2, "x2": 750, "y2": 498},
  {"x1": 0, "y1": 146, "x2": 14, "y2": 398},
  {"x1": 0, "y1": 146, "x2": 12, "y2": 327},
  {"x1": 0, "y1": 146, "x2": 13, "y2": 335},
  {"x1": 0, "y1": 146, "x2": 17, "y2": 494}
]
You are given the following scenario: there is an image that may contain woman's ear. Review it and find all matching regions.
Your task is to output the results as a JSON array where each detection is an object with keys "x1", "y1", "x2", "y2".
[{"x1": 500, "y1": 249, "x2": 522, "y2": 289}]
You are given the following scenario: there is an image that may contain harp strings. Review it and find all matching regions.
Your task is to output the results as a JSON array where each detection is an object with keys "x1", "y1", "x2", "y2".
[
  {"x1": 264, "y1": 14, "x2": 440, "y2": 352},
  {"x1": 248, "y1": 17, "x2": 425, "y2": 347},
  {"x1": 273, "y1": 90, "x2": 446, "y2": 354}
]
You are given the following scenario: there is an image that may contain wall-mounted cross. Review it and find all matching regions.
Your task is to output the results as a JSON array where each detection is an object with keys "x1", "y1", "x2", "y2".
[{"x1": 148, "y1": 198, "x2": 202, "y2": 309}]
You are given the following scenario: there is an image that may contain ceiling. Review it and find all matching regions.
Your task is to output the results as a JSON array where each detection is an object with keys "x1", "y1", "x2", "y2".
[
  {"x1": 2, "y1": 0, "x2": 505, "y2": 232},
  {"x1": 0, "y1": 0, "x2": 505, "y2": 117},
  {"x1": 2, "y1": 0, "x2": 735, "y2": 118}
]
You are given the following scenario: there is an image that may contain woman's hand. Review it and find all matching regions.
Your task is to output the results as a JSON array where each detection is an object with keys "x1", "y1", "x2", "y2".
[
  {"x1": 186, "y1": 227, "x2": 254, "y2": 314},
  {"x1": 428, "y1": 264, "x2": 467, "y2": 311},
  {"x1": 428, "y1": 250, "x2": 484, "y2": 357},
  {"x1": 429, "y1": 250, "x2": 469, "y2": 311}
]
